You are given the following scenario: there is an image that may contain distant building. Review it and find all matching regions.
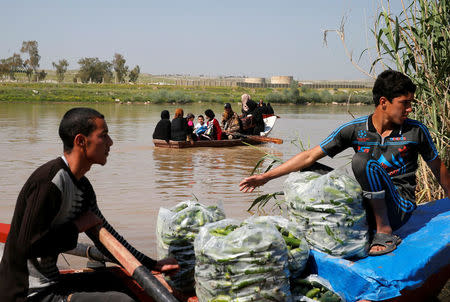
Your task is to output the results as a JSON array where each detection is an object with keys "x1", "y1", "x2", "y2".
[{"x1": 174, "y1": 76, "x2": 373, "y2": 89}]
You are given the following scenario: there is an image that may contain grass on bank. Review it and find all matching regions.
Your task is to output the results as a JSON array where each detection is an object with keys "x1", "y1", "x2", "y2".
[{"x1": 0, "y1": 82, "x2": 372, "y2": 104}]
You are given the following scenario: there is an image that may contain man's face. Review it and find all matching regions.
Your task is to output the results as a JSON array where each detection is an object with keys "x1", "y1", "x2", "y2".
[
  {"x1": 198, "y1": 117, "x2": 204, "y2": 124},
  {"x1": 384, "y1": 92, "x2": 414, "y2": 125},
  {"x1": 84, "y1": 118, "x2": 113, "y2": 166}
]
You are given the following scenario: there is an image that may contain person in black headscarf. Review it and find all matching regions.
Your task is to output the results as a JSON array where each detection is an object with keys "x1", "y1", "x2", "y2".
[
  {"x1": 241, "y1": 100, "x2": 265, "y2": 135},
  {"x1": 266, "y1": 102, "x2": 275, "y2": 115},
  {"x1": 152, "y1": 110, "x2": 171, "y2": 141}
]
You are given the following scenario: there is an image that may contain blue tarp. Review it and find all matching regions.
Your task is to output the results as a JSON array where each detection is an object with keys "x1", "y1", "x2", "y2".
[{"x1": 307, "y1": 198, "x2": 450, "y2": 302}]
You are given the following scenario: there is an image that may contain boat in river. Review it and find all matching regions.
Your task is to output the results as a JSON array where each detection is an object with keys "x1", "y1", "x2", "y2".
[
  {"x1": 154, "y1": 137, "x2": 268, "y2": 148},
  {"x1": 154, "y1": 115, "x2": 282, "y2": 148}
]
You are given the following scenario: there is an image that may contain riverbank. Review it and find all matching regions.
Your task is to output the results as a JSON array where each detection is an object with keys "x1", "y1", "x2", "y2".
[{"x1": 0, "y1": 82, "x2": 372, "y2": 104}]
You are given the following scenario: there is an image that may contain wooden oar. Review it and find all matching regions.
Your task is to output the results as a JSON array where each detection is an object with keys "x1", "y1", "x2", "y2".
[
  {"x1": 239, "y1": 134, "x2": 283, "y2": 144},
  {"x1": 97, "y1": 227, "x2": 179, "y2": 302}
]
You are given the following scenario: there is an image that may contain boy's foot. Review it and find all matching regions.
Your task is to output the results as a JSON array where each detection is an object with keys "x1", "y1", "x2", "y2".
[{"x1": 368, "y1": 233, "x2": 402, "y2": 256}]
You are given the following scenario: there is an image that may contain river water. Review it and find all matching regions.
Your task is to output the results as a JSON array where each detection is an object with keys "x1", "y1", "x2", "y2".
[{"x1": 0, "y1": 102, "x2": 372, "y2": 266}]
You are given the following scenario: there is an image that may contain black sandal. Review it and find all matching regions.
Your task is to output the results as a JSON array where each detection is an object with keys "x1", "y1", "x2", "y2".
[{"x1": 368, "y1": 233, "x2": 402, "y2": 256}]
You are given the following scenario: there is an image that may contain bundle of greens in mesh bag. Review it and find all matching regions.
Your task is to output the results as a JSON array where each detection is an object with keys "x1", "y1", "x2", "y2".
[
  {"x1": 291, "y1": 275, "x2": 343, "y2": 302},
  {"x1": 157, "y1": 200, "x2": 226, "y2": 292},
  {"x1": 244, "y1": 216, "x2": 310, "y2": 278},
  {"x1": 194, "y1": 219, "x2": 292, "y2": 302},
  {"x1": 284, "y1": 171, "x2": 368, "y2": 258}
]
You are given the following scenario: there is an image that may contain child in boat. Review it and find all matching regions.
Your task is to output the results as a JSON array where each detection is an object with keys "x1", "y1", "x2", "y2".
[
  {"x1": 240, "y1": 70, "x2": 449, "y2": 257},
  {"x1": 186, "y1": 113, "x2": 196, "y2": 141},
  {"x1": 202, "y1": 109, "x2": 222, "y2": 140},
  {"x1": 0, "y1": 108, "x2": 179, "y2": 302},
  {"x1": 194, "y1": 114, "x2": 207, "y2": 137}
]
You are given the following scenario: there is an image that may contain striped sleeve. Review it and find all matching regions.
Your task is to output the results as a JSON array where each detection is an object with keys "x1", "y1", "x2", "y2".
[
  {"x1": 320, "y1": 116, "x2": 367, "y2": 158},
  {"x1": 88, "y1": 202, "x2": 157, "y2": 269},
  {"x1": 408, "y1": 120, "x2": 438, "y2": 162}
]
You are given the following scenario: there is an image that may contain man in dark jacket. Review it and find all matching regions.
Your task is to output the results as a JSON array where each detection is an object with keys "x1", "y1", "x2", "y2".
[
  {"x1": 152, "y1": 110, "x2": 171, "y2": 141},
  {"x1": 0, "y1": 107, "x2": 178, "y2": 302}
]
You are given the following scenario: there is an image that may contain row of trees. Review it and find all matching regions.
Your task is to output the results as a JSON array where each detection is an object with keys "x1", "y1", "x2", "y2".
[
  {"x1": 0, "y1": 41, "x2": 47, "y2": 81},
  {"x1": 76, "y1": 54, "x2": 140, "y2": 83},
  {"x1": 0, "y1": 41, "x2": 140, "y2": 83}
]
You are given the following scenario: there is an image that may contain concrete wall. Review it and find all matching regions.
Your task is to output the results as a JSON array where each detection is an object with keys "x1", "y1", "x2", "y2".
[
  {"x1": 300, "y1": 81, "x2": 374, "y2": 89},
  {"x1": 236, "y1": 82, "x2": 289, "y2": 88},
  {"x1": 175, "y1": 79, "x2": 236, "y2": 87},
  {"x1": 174, "y1": 78, "x2": 373, "y2": 89}
]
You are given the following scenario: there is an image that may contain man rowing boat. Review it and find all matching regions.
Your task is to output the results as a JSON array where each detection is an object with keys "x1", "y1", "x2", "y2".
[
  {"x1": 0, "y1": 108, "x2": 179, "y2": 302},
  {"x1": 240, "y1": 70, "x2": 449, "y2": 256}
]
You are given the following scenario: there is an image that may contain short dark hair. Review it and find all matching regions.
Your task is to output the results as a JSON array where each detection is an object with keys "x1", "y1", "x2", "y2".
[
  {"x1": 59, "y1": 107, "x2": 104, "y2": 152},
  {"x1": 204, "y1": 109, "x2": 215, "y2": 119},
  {"x1": 372, "y1": 70, "x2": 416, "y2": 106},
  {"x1": 198, "y1": 115, "x2": 204, "y2": 119}
]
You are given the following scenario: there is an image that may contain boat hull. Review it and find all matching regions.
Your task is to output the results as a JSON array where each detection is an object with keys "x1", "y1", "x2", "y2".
[{"x1": 153, "y1": 138, "x2": 264, "y2": 148}]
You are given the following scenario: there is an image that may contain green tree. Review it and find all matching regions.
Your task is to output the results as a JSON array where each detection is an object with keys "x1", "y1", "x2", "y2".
[
  {"x1": 112, "y1": 53, "x2": 128, "y2": 83},
  {"x1": 77, "y1": 57, "x2": 113, "y2": 83},
  {"x1": 20, "y1": 41, "x2": 40, "y2": 81},
  {"x1": 37, "y1": 70, "x2": 47, "y2": 81},
  {"x1": 288, "y1": 80, "x2": 301, "y2": 103},
  {"x1": 52, "y1": 59, "x2": 69, "y2": 83},
  {"x1": 129, "y1": 65, "x2": 140, "y2": 83},
  {"x1": 0, "y1": 53, "x2": 24, "y2": 80},
  {"x1": 0, "y1": 61, "x2": 8, "y2": 79}
]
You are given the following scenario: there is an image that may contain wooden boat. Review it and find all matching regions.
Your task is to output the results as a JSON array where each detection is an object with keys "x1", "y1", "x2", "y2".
[
  {"x1": 1, "y1": 199, "x2": 448, "y2": 302},
  {"x1": 154, "y1": 115, "x2": 282, "y2": 148},
  {"x1": 0, "y1": 223, "x2": 196, "y2": 302},
  {"x1": 154, "y1": 137, "x2": 266, "y2": 148},
  {"x1": 261, "y1": 115, "x2": 277, "y2": 137}
]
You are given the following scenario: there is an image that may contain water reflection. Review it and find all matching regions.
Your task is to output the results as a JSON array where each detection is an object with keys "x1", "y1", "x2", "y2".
[{"x1": 0, "y1": 102, "x2": 372, "y2": 262}]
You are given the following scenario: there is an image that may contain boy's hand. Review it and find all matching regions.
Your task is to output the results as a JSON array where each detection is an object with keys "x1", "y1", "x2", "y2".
[{"x1": 239, "y1": 174, "x2": 268, "y2": 193}]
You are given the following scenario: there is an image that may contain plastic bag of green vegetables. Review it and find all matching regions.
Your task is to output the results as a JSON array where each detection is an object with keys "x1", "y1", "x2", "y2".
[
  {"x1": 157, "y1": 200, "x2": 226, "y2": 292},
  {"x1": 284, "y1": 171, "x2": 368, "y2": 258},
  {"x1": 244, "y1": 216, "x2": 310, "y2": 278},
  {"x1": 194, "y1": 219, "x2": 292, "y2": 302},
  {"x1": 291, "y1": 275, "x2": 344, "y2": 302}
]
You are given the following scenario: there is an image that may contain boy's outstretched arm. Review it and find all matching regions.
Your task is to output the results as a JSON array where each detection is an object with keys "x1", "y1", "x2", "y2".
[
  {"x1": 239, "y1": 145, "x2": 326, "y2": 193},
  {"x1": 427, "y1": 157, "x2": 450, "y2": 198}
]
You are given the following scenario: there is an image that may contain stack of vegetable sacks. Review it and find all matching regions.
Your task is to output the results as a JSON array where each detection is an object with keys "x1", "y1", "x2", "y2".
[
  {"x1": 157, "y1": 200, "x2": 226, "y2": 292},
  {"x1": 284, "y1": 171, "x2": 368, "y2": 258},
  {"x1": 291, "y1": 275, "x2": 343, "y2": 302},
  {"x1": 194, "y1": 219, "x2": 292, "y2": 302},
  {"x1": 244, "y1": 216, "x2": 310, "y2": 278}
]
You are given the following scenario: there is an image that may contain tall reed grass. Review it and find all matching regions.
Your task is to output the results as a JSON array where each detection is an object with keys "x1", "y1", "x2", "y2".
[{"x1": 373, "y1": 0, "x2": 449, "y2": 202}]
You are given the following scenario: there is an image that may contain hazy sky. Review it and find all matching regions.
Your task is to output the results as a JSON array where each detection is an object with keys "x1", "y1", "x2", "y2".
[{"x1": 1, "y1": 0, "x2": 402, "y2": 80}]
